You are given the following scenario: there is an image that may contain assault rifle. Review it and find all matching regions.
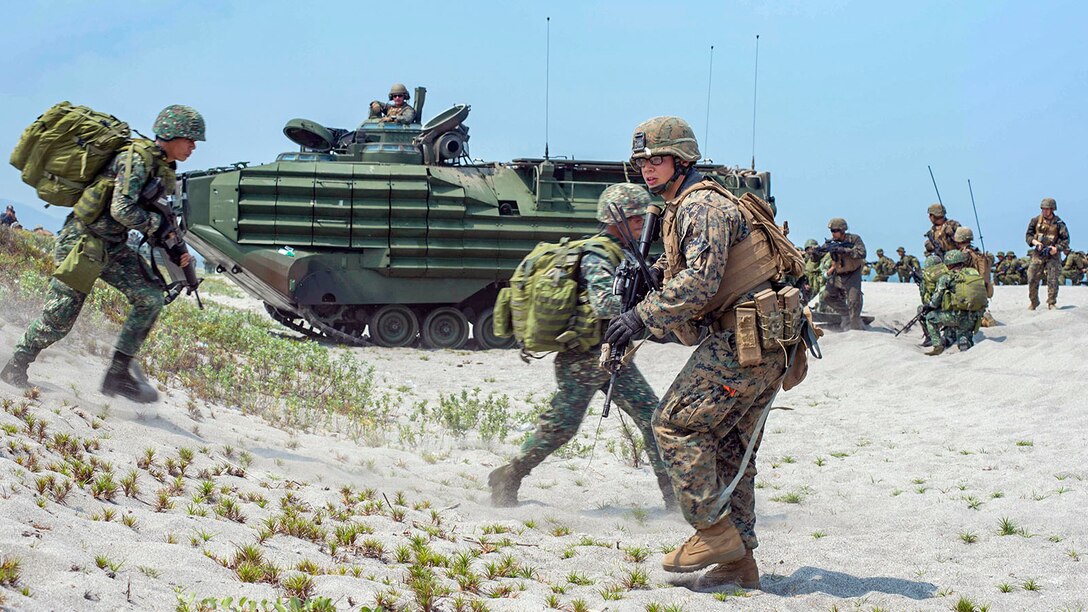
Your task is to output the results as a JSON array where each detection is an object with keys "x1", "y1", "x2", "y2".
[
  {"x1": 601, "y1": 203, "x2": 663, "y2": 418},
  {"x1": 812, "y1": 239, "x2": 854, "y2": 258},
  {"x1": 139, "y1": 177, "x2": 203, "y2": 308},
  {"x1": 895, "y1": 306, "x2": 928, "y2": 337}
]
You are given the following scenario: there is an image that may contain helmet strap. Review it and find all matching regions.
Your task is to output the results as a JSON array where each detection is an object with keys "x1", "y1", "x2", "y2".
[{"x1": 649, "y1": 158, "x2": 692, "y2": 196}]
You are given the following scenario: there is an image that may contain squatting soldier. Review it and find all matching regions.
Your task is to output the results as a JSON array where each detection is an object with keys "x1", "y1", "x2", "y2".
[
  {"x1": 604, "y1": 116, "x2": 801, "y2": 590},
  {"x1": 918, "y1": 254, "x2": 947, "y2": 347},
  {"x1": 368, "y1": 83, "x2": 417, "y2": 124},
  {"x1": 1061, "y1": 250, "x2": 1087, "y2": 286},
  {"x1": 895, "y1": 246, "x2": 921, "y2": 283},
  {"x1": 1, "y1": 105, "x2": 204, "y2": 401},
  {"x1": 923, "y1": 249, "x2": 987, "y2": 355},
  {"x1": 803, "y1": 239, "x2": 825, "y2": 300},
  {"x1": 823, "y1": 218, "x2": 867, "y2": 330},
  {"x1": 488, "y1": 184, "x2": 675, "y2": 510},
  {"x1": 1011, "y1": 252, "x2": 1029, "y2": 285},
  {"x1": 871, "y1": 249, "x2": 896, "y2": 282},
  {"x1": 992, "y1": 252, "x2": 1005, "y2": 283},
  {"x1": 1025, "y1": 197, "x2": 1070, "y2": 310},
  {"x1": 923, "y1": 203, "x2": 961, "y2": 258},
  {"x1": 952, "y1": 226, "x2": 996, "y2": 326}
]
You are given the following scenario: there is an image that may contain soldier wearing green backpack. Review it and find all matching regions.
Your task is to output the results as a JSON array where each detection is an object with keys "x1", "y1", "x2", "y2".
[
  {"x1": 922, "y1": 249, "x2": 988, "y2": 355},
  {"x1": 1, "y1": 105, "x2": 205, "y2": 402},
  {"x1": 488, "y1": 183, "x2": 676, "y2": 510}
]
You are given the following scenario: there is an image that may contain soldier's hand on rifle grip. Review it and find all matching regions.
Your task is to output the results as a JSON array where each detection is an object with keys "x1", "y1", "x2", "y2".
[
  {"x1": 647, "y1": 267, "x2": 663, "y2": 290},
  {"x1": 604, "y1": 309, "x2": 645, "y2": 348}
]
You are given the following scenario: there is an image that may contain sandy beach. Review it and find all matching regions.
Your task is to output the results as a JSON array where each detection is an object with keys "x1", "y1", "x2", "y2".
[{"x1": 1, "y1": 281, "x2": 1086, "y2": 611}]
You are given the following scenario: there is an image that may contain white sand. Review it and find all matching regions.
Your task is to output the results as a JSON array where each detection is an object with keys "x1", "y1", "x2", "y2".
[{"x1": 1, "y1": 282, "x2": 1086, "y2": 611}]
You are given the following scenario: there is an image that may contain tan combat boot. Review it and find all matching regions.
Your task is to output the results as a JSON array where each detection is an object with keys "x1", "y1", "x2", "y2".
[
  {"x1": 661, "y1": 519, "x2": 745, "y2": 573},
  {"x1": 696, "y1": 549, "x2": 761, "y2": 591},
  {"x1": 488, "y1": 463, "x2": 527, "y2": 507}
]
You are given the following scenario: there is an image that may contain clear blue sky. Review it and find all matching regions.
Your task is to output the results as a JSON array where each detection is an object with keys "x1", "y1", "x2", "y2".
[{"x1": 2, "y1": 0, "x2": 1084, "y2": 255}]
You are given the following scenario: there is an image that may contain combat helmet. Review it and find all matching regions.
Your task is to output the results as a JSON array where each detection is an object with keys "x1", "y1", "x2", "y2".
[
  {"x1": 388, "y1": 83, "x2": 410, "y2": 101},
  {"x1": 827, "y1": 217, "x2": 848, "y2": 231},
  {"x1": 996, "y1": 251, "x2": 1005, "y2": 258},
  {"x1": 153, "y1": 105, "x2": 206, "y2": 141},
  {"x1": 597, "y1": 183, "x2": 651, "y2": 223},
  {"x1": 927, "y1": 202, "x2": 946, "y2": 217},
  {"x1": 925, "y1": 255, "x2": 943, "y2": 267},
  {"x1": 1006, "y1": 251, "x2": 1016, "y2": 257},
  {"x1": 897, "y1": 246, "x2": 906, "y2": 253},
  {"x1": 943, "y1": 249, "x2": 966, "y2": 266},
  {"x1": 1040, "y1": 197, "x2": 1057, "y2": 210},
  {"x1": 804, "y1": 239, "x2": 819, "y2": 248},
  {"x1": 876, "y1": 248, "x2": 884, "y2": 255},
  {"x1": 953, "y1": 226, "x2": 974, "y2": 243},
  {"x1": 631, "y1": 117, "x2": 701, "y2": 163}
]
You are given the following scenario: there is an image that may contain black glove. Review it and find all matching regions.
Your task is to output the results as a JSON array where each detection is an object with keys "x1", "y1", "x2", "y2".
[
  {"x1": 921, "y1": 304, "x2": 936, "y2": 314},
  {"x1": 646, "y1": 267, "x2": 664, "y2": 290},
  {"x1": 829, "y1": 246, "x2": 849, "y2": 255},
  {"x1": 604, "y1": 309, "x2": 645, "y2": 347}
]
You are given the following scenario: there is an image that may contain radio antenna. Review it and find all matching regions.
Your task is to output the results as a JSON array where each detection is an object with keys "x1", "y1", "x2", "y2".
[
  {"x1": 968, "y1": 179, "x2": 986, "y2": 254},
  {"x1": 927, "y1": 165, "x2": 943, "y2": 205},
  {"x1": 544, "y1": 16, "x2": 551, "y2": 160},
  {"x1": 750, "y1": 34, "x2": 760, "y2": 170},
  {"x1": 703, "y1": 45, "x2": 714, "y2": 161}
]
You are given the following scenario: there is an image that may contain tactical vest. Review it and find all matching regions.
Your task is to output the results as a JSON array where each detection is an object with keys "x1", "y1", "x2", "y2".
[
  {"x1": 660, "y1": 179, "x2": 802, "y2": 321},
  {"x1": 493, "y1": 235, "x2": 624, "y2": 353},
  {"x1": 922, "y1": 263, "x2": 948, "y2": 302},
  {"x1": 928, "y1": 222, "x2": 958, "y2": 254},
  {"x1": 830, "y1": 235, "x2": 864, "y2": 274},
  {"x1": 73, "y1": 139, "x2": 176, "y2": 226},
  {"x1": 942, "y1": 268, "x2": 987, "y2": 312}
]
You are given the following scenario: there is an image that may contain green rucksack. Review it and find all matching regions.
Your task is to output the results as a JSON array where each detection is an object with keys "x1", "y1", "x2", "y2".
[
  {"x1": 943, "y1": 267, "x2": 987, "y2": 312},
  {"x1": 11, "y1": 102, "x2": 132, "y2": 207},
  {"x1": 493, "y1": 236, "x2": 623, "y2": 353},
  {"x1": 922, "y1": 263, "x2": 947, "y2": 302}
]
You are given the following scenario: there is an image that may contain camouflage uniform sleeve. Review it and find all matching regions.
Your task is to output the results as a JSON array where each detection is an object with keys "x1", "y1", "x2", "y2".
[
  {"x1": 394, "y1": 105, "x2": 416, "y2": 124},
  {"x1": 928, "y1": 274, "x2": 952, "y2": 309},
  {"x1": 581, "y1": 251, "x2": 622, "y2": 318},
  {"x1": 1025, "y1": 216, "x2": 1038, "y2": 246},
  {"x1": 110, "y1": 147, "x2": 161, "y2": 235},
  {"x1": 1056, "y1": 220, "x2": 1070, "y2": 252},
  {"x1": 368, "y1": 101, "x2": 387, "y2": 119},
  {"x1": 846, "y1": 233, "x2": 867, "y2": 259},
  {"x1": 635, "y1": 193, "x2": 740, "y2": 336}
]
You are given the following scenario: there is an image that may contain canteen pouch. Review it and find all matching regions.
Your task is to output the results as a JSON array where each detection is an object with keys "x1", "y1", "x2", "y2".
[
  {"x1": 73, "y1": 176, "x2": 113, "y2": 225},
  {"x1": 53, "y1": 234, "x2": 107, "y2": 294}
]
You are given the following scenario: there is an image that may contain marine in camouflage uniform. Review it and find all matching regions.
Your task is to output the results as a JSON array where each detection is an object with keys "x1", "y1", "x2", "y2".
[
  {"x1": 951, "y1": 226, "x2": 997, "y2": 327},
  {"x1": 488, "y1": 184, "x2": 675, "y2": 510},
  {"x1": 1061, "y1": 250, "x2": 1086, "y2": 286},
  {"x1": 871, "y1": 249, "x2": 896, "y2": 282},
  {"x1": 802, "y1": 239, "x2": 824, "y2": 301},
  {"x1": 1010, "y1": 253, "x2": 1029, "y2": 285},
  {"x1": 895, "y1": 247, "x2": 921, "y2": 283},
  {"x1": 605, "y1": 116, "x2": 795, "y2": 589},
  {"x1": 923, "y1": 250, "x2": 985, "y2": 354},
  {"x1": 1025, "y1": 197, "x2": 1070, "y2": 309},
  {"x1": 368, "y1": 83, "x2": 417, "y2": 124},
  {"x1": 822, "y1": 218, "x2": 867, "y2": 330},
  {"x1": 923, "y1": 203, "x2": 961, "y2": 258},
  {"x1": 2, "y1": 105, "x2": 204, "y2": 402}
]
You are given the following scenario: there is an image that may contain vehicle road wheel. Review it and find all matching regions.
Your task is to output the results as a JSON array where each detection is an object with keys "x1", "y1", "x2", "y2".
[
  {"x1": 474, "y1": 308, "x2": 517, "y2": 350},
  {"x1": 421, "y1": 307, "x2": 470, "y2": 350},
  {"x1": 369, "y1": 305, "x2": 419, "y2": 348}
]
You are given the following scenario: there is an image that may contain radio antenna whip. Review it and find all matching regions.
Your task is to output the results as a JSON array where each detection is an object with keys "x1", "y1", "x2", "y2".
[
  {"x1": 927, "y1": 165, "x2": 943, "y2": 205},
  {"x1": 968, "y1": 179, "x2": 986, "y2": 254},
  {"x1": 544, "y1": 16, "x2": 551, "y2": 160},
  {"x1": 750, "y1": 34, "x2": 760, "y2": 170},
  {"x1": 703, "y1": 45, "x2": 714, "y2": 161}
]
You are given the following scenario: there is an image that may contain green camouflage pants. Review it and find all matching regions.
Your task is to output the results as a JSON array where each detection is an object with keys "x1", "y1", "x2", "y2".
[
  {"x1": 923, "y1": 310, "x2": 981, "y2": 347},
  {"x1": 1027, "y1": 255, "x2": 1062, "y2": 306},
  {"x1": 513, "y1": 347, "x2": 672, "y2": 495},
  {"x1": 653, "y1": 331, "x2": 786, "y2": 549},
  {"x1": 13, "y1": 219, "x2": 164, "y2": 363}
]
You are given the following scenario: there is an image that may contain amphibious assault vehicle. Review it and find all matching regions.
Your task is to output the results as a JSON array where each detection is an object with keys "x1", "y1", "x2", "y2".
[{"x1": 180, "y1": 87, "x2": 774, "y2": 349}]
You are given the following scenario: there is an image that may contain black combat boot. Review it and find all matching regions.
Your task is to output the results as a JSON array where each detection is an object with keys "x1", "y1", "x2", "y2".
[
  {"x1": 1, "y1": 354, "x2": 32, "y2": 389},
  {"x1": 101, "y1": 351, "x2": 159, "y2": 403},
  {"x1": 488, "y1": 462, "x2": 529, "y2": 507}
]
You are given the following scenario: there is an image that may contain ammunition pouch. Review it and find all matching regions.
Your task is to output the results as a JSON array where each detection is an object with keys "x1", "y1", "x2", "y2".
[
  {"x1": 53, "y1": 233, "x2": 107, "y2": 294},
  {"x1": 705, "y1": 285, "x2": 805, "y2": 367}
]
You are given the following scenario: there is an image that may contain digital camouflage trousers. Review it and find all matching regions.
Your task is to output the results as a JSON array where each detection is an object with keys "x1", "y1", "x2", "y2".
[
  {"x1": 513, "y1": 347, "x2": 673, "y2": 498},
  {"x1": 13, "y1": 220, "x2": 164, "y2": 364},
  {"x1": 1027, "y1": 255, "x2": 1062, "y2": 306},
  {"x1": 923, "y1": 310, "x2": 981, "y2": 347},
  {"x1": 653, "y1": 331, "x2": 786, "y2": 549}
]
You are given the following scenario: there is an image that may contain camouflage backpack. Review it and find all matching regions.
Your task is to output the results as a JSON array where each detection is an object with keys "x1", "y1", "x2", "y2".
[
  {"x1": 922, "y1": 262, "x2": 948, "y2": 302},
  {"x1": 493, "y1": 236, "x2": 623, "y2": 353},
  {"x1": 10, "y1": 102, "x2": 132, "y2": 207},
  {"x1": 943, "y1": 268, "x2": 987, "y2": 312}
]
